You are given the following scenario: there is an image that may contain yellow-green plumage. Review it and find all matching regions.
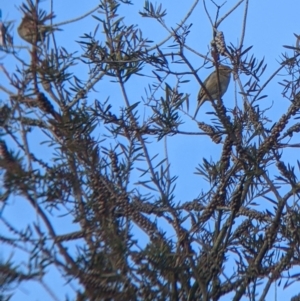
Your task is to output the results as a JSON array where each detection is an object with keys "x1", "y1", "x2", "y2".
[{"x1": 194, "y1": 65, "x2": 231, "y2": 118}]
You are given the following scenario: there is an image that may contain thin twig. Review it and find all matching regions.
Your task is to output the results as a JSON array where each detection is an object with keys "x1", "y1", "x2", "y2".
[
  {"x1": 147, "y1": 0, "x2": 200, "y2": 51},
  {"x1": 239, "y1": 0, "x2": 249, "y2": 49},
  {"x1": 216, "y1": 0, "x2": 245, "y2": 28}
]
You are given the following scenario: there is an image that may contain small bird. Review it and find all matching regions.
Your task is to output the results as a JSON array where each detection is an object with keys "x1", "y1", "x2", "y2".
[
  {"x1": 194, "y1": 65, "x2": 231, "y2": 118},
  {"x1": 18, "y1": 15, "x2": 47, "y2": 44}
]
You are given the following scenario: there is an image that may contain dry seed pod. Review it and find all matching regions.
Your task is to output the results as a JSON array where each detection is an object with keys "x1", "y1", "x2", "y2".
[{"x1": 215, "y1": 31, "x2": 227, "y2": 56}]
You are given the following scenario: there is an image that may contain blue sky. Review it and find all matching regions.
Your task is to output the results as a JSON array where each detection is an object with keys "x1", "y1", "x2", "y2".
[{"x1": 1, "y1": 1, "x2": 300, "y2": 300}]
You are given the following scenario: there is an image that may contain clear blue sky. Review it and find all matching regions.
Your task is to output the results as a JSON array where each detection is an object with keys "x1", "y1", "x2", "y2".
[{"x1": 1, "y1": 1, "x2": 300, "y2": 300}]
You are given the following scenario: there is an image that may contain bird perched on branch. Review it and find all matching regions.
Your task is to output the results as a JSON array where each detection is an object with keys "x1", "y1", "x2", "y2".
[
  {"x1": 18, "y1": 15, "x2": 56, "y2": 44},
  {"x1": 194, "y1": 65, "x2": 231, "y2": 118},
  {"x1": 18, "y1": 15, "x2": 48, "y2": 44}
]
